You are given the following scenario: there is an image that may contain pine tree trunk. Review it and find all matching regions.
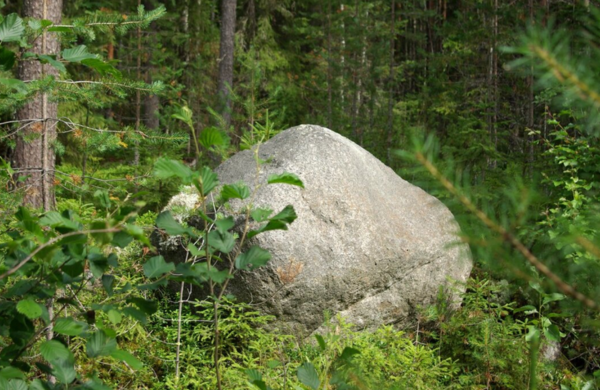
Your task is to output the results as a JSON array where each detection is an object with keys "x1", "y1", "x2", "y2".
[
  {"x1": 386, "y1": 0, "x2": 396, "y2": 164},
  {"x1": 143, "y1": 0, "x2": 160, "y2": 130},
  {"x1": 15, "y1": 0, "x2": 63, "y2": 211},
  {"x1": 134, "y1": 0, "x2": 142, "y2": 167},
  {"x1": 326, "y1": 0, "x2": 333, "y2": 129},
  {"x1": 217, "y1": 0, "x2": 237, "y2": 130}
]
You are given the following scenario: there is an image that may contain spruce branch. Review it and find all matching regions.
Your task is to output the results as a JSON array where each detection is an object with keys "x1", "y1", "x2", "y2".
[
  {"x1": 414, "y1": 151, "x2": 598, "y2": 310},
  {"x1": 529, "y1": 44, "x2": 600, "y2": 108},
  {"x1": 52, "y1": 5, "x2": 166, "y2": 33}
]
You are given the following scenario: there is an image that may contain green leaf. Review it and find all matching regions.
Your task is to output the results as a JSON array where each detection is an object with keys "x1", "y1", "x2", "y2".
[
  {"x1": 1, "y1": 379, "x2": 27, "y2": 390},
  {"x1": 36, "y1": 54, "x2": 66, "y2": 73},
  {"x1": 51, "y1": 359, "x2": 76, "y2": 384},
  {"x1": 251, "y1": 208, "x2": 273, "y2": 222},
  {"x1": 136, "y1": 279, "x2": 168, "y2": 291},
  {"x1": 156, "y1": 211, "x2": 191, "y2": 236},
  {"x1": 340, "y1": 347, "x2": 360, "y2": 361},
  {"x1": 187, "y1": 243, "x2": 206, "y2": 257},
  {"x1": 86, "y1": 331, "x2": 117, "y2": 358},
  {"x1": 235, "y1": 246, "x2": 271, "y2": 270},
  {"x1": 0, "y1": 78, "x2": 27, "y2": 93},
  {"x1": 81, "y1": 58, "x2": 121, "y2": 78},
  {"x1": 16, "y1": 298, "x2": 42, "y2": 319},
  {"x1": 154, "y1": 158, "x2": 194, "y2": 182},
  {"x1": 0, "y1": 46, "x2": 16, "y2": 71},
  {"x1": 40, "y1": 340, "x2": 73, "y2": 364},
  {"x1": 62, "y1": 45, "x2": 97, "y2": 62},
  {"x1": 112, "y1": 231, "x2": 133, "y2": 248},
  {"x1": 271, "y1": 205, "x2": 298, "y2": 224},
  {"x1": 127, "y1": 298, "x2": 158, "y2": 315},
  {"x1": 542, "y1": 293, "x2": 566, "y2": 306},
  {"x1": 544, "y1": 324, "x2": 562, "y2": 342},
  {"x1": 267, "y1": 172, "x2": 304, "y2": 188},
  {"x1": 171, "y1": 105, "x2": 194, "y2": 127},
  {"x1": 526, "y1": 326, "x2": 540, "y2": 343},
  {"x1": 122, "y1": 307, "x2": 147, "y2": 324},
  {"x1": 513, "y1": 305, "x2": 537, "y2": 314},
  {"x1": 529, "y1": 281, "x2": 544, "y2": 295},
  {"x1": 246, "y1": 369, "x2": 270, "y2": 390},
  {"x1": 53, "y1": 317, "x2": 87, "y2": 336},
  {"x1": 297, "y1": 362, "x2": 320, "y2": 390},
  {"x1": 29, "y1": 378, "x2": 50, "y2": 390},
  {"x1": 0, "y1": 366, "x2": 24, "y2": 380},
  {"x1": 39, "y1": 211, "x2": 79, "y2": 231},
  {"x1": 110, "y1": 349, "x2": 143, "y2": 370},
  {"x1": 246, "y1": 368, "x2": 263, "y2": 382},
  {"x1": 248, "y1": 206, "x2": 297, "y2": 238},
  {"x1": 199, "y1": 126, "x2": 225, "y2": 148},
  {"x1": 101, "y1": 274, "x2": 115, "y2": 296},
  {"x1": 27, "y1": 19, "x2": 41, "y2": 31},
  {"x1": 143, "y1": 255, "x2": 175, "y2": 278},
  {"x1": 197, "y1": 166, "x2": 218, "y2": 196},
  {"x1": 192, "y1": 262, "x2": 230, "y2": 283},
  {"x1": 207, "y1": 268, "x2": 231, "y2": 284},
  {"x1": 93, "y1": 190, "x2": 111, "y2": 209},
  {"x1": 107, "y1": 309, "x2": 122, "y2": 325},
  {"x1": 215, "y1": 216, "x2": 235, "y2": 233},
  {"x1": 220, "y1": 183, "x2": 250, "y2": 202},
  {"x1": 315, "y1": 334, "x2": 326, "y2": 351},
  {"x1": 208, "y1": 230, "x2": 235, "y2": 254},
  {"x1": 0, "y1": 14, "x2": 25, "y2": 43}
]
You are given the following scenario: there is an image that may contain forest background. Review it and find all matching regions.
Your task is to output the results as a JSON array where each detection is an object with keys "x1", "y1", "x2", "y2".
[{"x1": 1, "y1": 0, "x2": 600, "y2": 389}]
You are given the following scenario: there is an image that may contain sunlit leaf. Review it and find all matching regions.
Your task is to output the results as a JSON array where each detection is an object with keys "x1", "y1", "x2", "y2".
[
  {"x1": 54, "y1": 317, "x2": 87, "y2": 336},
  {"x1": 297, "y1": 362, "x2": 320, "y2": 390},
  {"x1": 16, "y1": 298, "x2": 42, "y2": 319},
  {"x1": 220, "y1": 183, "x2": 250, "y2": 202},
  {"x1": 0, "y1": 14, "x2": 25, "y2": 43},
  {"x1": 267, "y1": 172, "x2": 304, "y2": 188},
  {"x1": 40, "y1": 340, "x2": 73, "y2": 364},
  {"x1": 86, "y1": 331, "x2": 117, "y2": 358},
  {"x1": 143, "y1": 256, "x2": 175, "y2": 278},
  {"x1": 110, "y1": 349, "x2": 143, "y2": 370},
  {"x1": 62, "y1": 45, "x2": 98, "y2": 62}
]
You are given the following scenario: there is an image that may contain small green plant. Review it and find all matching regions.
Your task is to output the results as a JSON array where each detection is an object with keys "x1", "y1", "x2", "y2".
[
  {"x1": 431, "y1": 277, "x2": 530, "y2": 389},
  {"x1": 0, "y1": 194, "x2": 151, "y2": 388},
  {"x1": 248, "y1": 314, "x2": 459, "y2": 390},
  {"x1": 147, "y1": 134, "x2": 303, "y2": 389},
  {"x1": 516, "y1": 281, "x2": 567, "y2": 346}
]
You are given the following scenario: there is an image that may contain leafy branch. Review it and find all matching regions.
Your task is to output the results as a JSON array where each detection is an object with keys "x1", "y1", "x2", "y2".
[{"x1": 0, "y1": 227, "x2": 121, "y2": 280}]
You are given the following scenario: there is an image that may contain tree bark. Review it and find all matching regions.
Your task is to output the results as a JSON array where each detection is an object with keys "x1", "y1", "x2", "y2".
[
  {"x1": 15, "y1": 0, "x2": 63, "y2": 211},
  {"x1": 217, "y1": 0, "x2": 237, "y2": 130},
  {"x1": 143, "y1": 0, "x2": 160, "y2": 130},
  {"x1": 386, "y1": 0, "x2": 396, "y2": 164}
]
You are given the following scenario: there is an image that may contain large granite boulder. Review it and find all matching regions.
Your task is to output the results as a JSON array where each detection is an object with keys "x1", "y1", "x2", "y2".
[{"x1": 166, "y1": 125, "x2": 472, "y2": 335}]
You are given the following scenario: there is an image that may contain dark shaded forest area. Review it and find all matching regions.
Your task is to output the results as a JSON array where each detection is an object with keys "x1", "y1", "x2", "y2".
[{"x1": 1, "y1": 0, "x2": 600, "y2": 388}]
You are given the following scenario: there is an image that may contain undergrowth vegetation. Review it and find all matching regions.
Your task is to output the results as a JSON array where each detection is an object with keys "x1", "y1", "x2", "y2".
[{"x1": 3, "y1": 1, "x2": 600, "y2": 389}]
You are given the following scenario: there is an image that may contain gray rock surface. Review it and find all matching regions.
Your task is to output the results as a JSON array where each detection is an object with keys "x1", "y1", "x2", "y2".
[{"x1": 171, "y1": 125, "x2": 472, "y2": 335}]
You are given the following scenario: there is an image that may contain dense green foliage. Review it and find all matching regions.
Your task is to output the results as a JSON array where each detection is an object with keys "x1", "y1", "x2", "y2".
[{"x1": 2, "y1": 0, "x2": 600, "y2": 389}]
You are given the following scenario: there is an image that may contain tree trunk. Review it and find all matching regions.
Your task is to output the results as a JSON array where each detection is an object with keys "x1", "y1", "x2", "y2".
[
  {"x1": 134, "y1": 0, "x2": 142, "y2": 167},
  {"x1": 143, "y1": 0, "x2": 160, "y2": 130},
  {"x1": 15, "y1": 0, "x2": 63, "y2": 211},
  {"x1": 326, "y1": 0, "x2": 333, "y2": 129},
  {"x1": 217, "y1": 0, "x2": 237, "y2": 130},
  {"x1": 386, "y1": 0, "x2": 396, "y2": 164}
]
